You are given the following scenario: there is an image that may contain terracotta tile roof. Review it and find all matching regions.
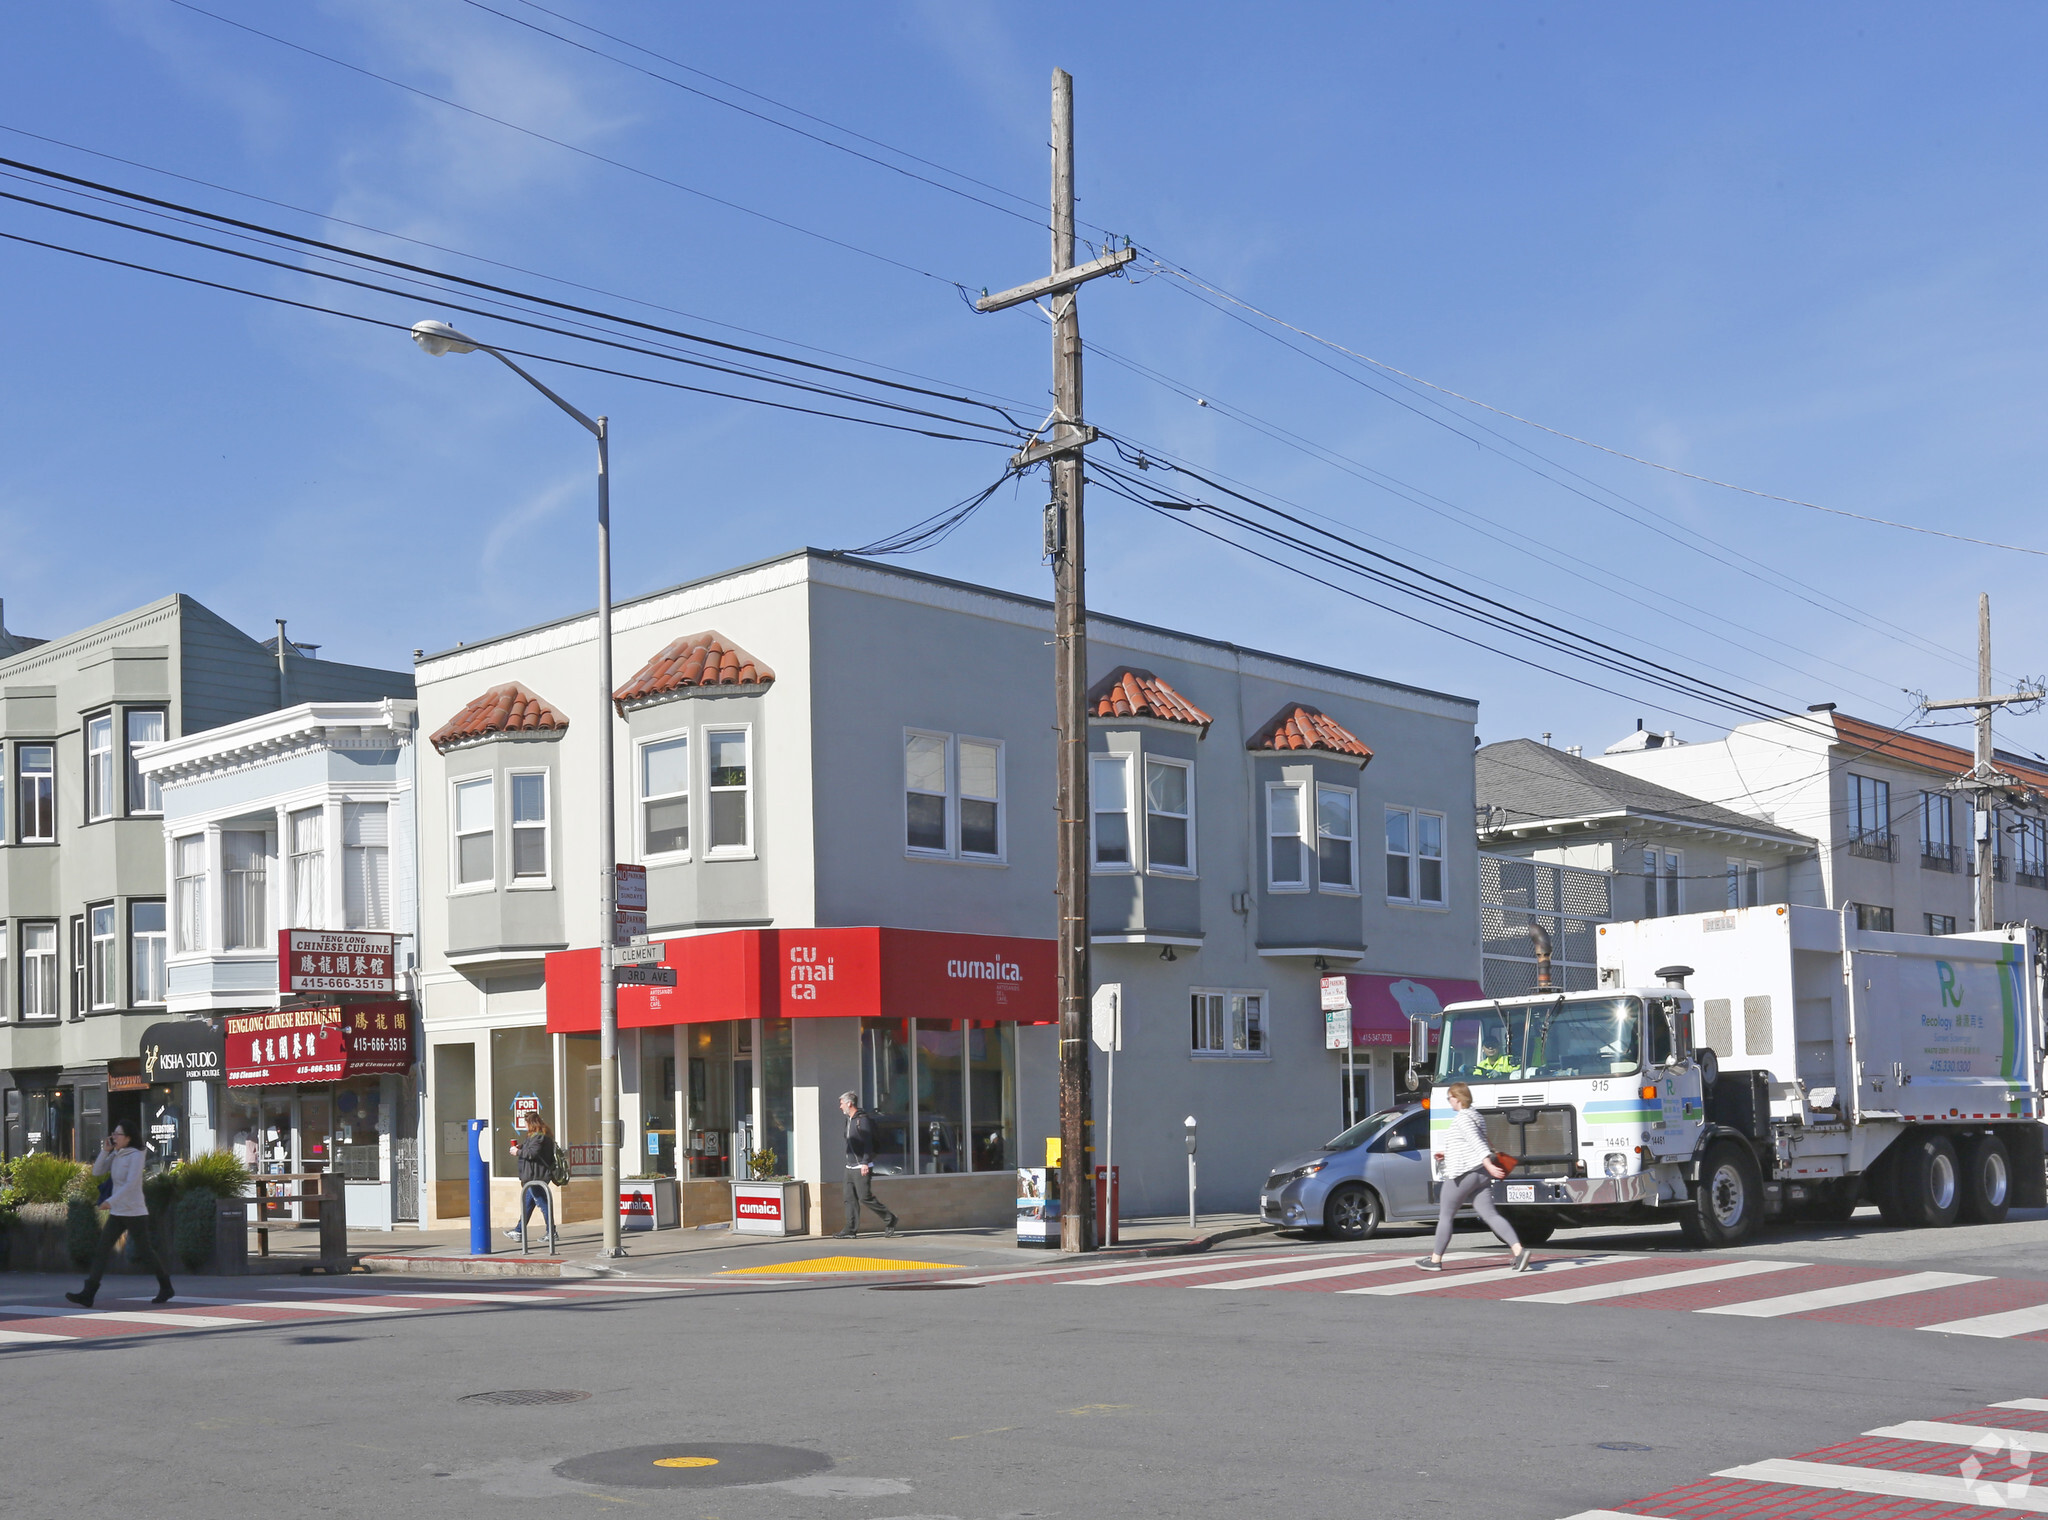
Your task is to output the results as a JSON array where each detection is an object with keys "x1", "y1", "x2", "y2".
[
  {"x1": 429, "y1": 683, "x2": 569, "y2": 753},
  {"x1": 1829, "y1": 711, "x2": 2048, "y2": 794},
  {"x1": 613, "y1": 631, "x2": 774, "y2": 712},
  {"x1": 1247, "y1": 703, "x2": 1374, "y2": 761},
  {"x1": 1087, "y1": 668, "x2": 1212, "y2": 730}
]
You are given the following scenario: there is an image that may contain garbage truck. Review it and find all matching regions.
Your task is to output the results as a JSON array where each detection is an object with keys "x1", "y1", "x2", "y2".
[{"x1": 1414, "y1": 903, "x2": 2047, "y2": 1247}]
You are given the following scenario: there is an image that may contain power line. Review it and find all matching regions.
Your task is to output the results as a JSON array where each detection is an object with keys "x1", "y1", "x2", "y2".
[
  {"x1": 839, "y1": 467, "x2": 1023, "y2": 557},
  {"x1": 162, "y1": 0, "x2": 972, "y2": 291}
]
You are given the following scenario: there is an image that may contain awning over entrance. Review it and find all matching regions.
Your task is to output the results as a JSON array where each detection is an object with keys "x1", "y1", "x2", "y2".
[
  {"x1": 1337, "y1": 974, "x2": 1482, "y2": 1046},
  {"x1": 225, "y1": 1003, "x2": 416, "y2": 1086},
  {"x1": 545, "y1": 926, "x2": 1057, "y2": 1034}
]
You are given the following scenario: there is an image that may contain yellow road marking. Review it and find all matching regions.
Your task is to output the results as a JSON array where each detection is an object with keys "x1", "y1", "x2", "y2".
[{"x1": 654, "y1": 1456, "x2": 719, "y2": 1468}]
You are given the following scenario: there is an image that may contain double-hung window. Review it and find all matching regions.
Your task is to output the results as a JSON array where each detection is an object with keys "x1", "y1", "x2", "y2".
[
  {"x1": 958, "y1": 739, "x2": 1002, "y2": 859},
  {"x1": 126, "y1": 709, "x2": 165, "y2": 813},
  {"x1": 509, "y1": 776, "x2": 548, "y2": 881},
  {"x1": 289, "y1": 808, "x2": 325, "y2": 926},
  {"x1": 173, "y1": 835, "x2": 206, "y2": 952},
  {"x1": 706, "y1": 728, "x2": 752, "y2": 855},
  {"x1": 21, "y1": 923, "x2": 58, "y2": 1021},
  {"x1": 1386, "y1": 806, "x2": 1444, "y2": 904},
  {"x1": 641, "y1": 737, "x2": 689, "y2": 858},
  {"x1": 85, "y1": 714, "x2": 115, "y2": 821},
  {"x1": 88, "y1": 904, "x2": 118, "y2": 1009},
  {"x1": 453, "y1": 776, "x2": 495, "y2": 886},
  {"x1": 1642, "y1": 847, "x2": 1681, "y2": 917},
  {"x1": 17, "y1": 745, "x2": 54, "y2": 842},
  {"x1": 1092, "y1": 755, "x2": 1133, "y2": 871},
  {"x1": 130, "y1": 902, "x2": 166, "y2": 1006},
  {"x1": 1317, "y1": 784, "x2": 1357, "y2": 892},
  {"x1": 1145, "y1": 758, "x2": 1192, "y2": 873},
  {"x1": 905, "y1": 733, "x2": 1006, "y2": 860},
  {"x1": 1267, "y1": 782, "x2": 1308, "y2": 890},
  {"x1": 1191, "y1": 990, "x2": 1265, "y2": 1057},
  {"x1": 344, "y1": 803, "x2": 391, "y2": 928},
  {"x1": 905, "y1": 733, "x2": 949, "y2": 853},
  {"x1": 1921, "y1": 792, "x2": 1954, "y2": 863},
  {"x1": 1849, "y1": 774, "x2": 1891, "y2": 853},
  {"x1": 222, "y1": 832, "x2": 269, "y2": 950},
  {"x1": 1725, "y1": 859, "x2": 1762, "y2": 909}
]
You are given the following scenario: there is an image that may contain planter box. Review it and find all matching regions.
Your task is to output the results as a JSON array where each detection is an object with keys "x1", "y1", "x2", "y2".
[
  {"x1": 619, "y1": 1179, "x2": 679, "y2": 1231},
  {"x1": 731, "y1": 1180, "x2": 807, "y2": 1236}
]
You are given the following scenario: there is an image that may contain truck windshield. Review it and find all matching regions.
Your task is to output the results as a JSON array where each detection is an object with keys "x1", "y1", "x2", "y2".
[{"x1": 1439, "y1": 998, "x2": 1644, "y2": 1083}]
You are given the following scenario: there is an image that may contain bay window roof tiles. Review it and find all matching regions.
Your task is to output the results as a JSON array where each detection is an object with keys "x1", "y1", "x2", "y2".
[
  {"x1": 613, "y1": 631, "x2": 774, "y2": 712},
  {"x1": 1087, "y1": 668, "x2": 1212, "y2": 730},
  {"x1": 1247, "y1": 702, "x2": 1373, "y2": 761},
  {"x1": 429, "y1": 683, "x2": 569, "y2": 753}
]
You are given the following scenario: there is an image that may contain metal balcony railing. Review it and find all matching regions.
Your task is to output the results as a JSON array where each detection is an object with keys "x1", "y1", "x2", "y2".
[
  {"x1": 1920, "y1": 843, "x2": 1961, "y2": 873},
  {"x1": 1848, "y1": 830, "x2": 1896, "y2": 862}
]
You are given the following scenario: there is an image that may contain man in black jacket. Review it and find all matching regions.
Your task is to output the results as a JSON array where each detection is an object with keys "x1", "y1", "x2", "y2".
[{"x1": 836, "y1": 1091, "x2": 900, "y2": 1239}]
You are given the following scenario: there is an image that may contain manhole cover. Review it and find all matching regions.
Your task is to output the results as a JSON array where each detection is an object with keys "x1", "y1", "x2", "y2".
[
  {"x1": 461, "y1": 1390, "x2": 593, "y2": 1407},
  {"x1": 871, "y1": 1282, "x2": 981, "y2": 1291},
  {"x1": 554, "y1": 1443, "x2": 831, "y2": 1490},
  {"x1": 1596, "y1": 1442, "x2": 1652, "y2": 1452}
]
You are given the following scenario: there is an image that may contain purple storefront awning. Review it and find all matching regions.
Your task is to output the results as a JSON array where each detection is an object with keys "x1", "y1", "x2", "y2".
[{"x1": 1341, "y1": 974, "x2": 1482, "y2": 1046}]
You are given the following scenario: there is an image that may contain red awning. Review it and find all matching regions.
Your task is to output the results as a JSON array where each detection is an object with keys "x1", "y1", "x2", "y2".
[
  {"x1": 545, "y1": 926, "x2": 1057, "y2": 1034},
  {"x1": 1337, "y1": 974, "x2": 1482, "y2": 1047},
  {"x1": 224, "y1": 1002, "x2": 416, "y2": 1086}
]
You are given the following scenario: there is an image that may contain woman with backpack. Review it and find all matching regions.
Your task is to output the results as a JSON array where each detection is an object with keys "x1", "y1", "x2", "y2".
[{"x1": 506, "y1": 1113, "x2": 559, "y2": 1246}]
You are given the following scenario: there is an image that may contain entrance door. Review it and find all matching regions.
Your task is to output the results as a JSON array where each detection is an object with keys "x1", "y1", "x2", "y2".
[{"x1": 299, "y1": 1093, "x2": 332, "y2": 1220}]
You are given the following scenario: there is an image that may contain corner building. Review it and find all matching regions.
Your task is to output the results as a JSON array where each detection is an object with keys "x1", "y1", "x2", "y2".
[{"x1": 413, "y1": 552, "x2": 1480, "y2": 1232}]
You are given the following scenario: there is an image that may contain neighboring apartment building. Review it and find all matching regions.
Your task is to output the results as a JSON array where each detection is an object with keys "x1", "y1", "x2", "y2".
[
  {"x1": 138, "y1": 701, "x2": 420, "y2": 1227},
  {"x1": 412, "y1": 550, "x2": 1482, "y2": 1230},
  {"x1": 0, "y1": 596, "x2": 413, "y2": 1163},
  {"x1": 1590, "y1": 707, "x2": 2048, "y2": 934},
  {"x1": 1477, "y1": 737, "x2": 1818, "y2": 920}
]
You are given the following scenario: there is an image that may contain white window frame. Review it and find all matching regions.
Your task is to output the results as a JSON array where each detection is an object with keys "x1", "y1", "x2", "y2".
[
  {"x1": 85, "y1": 713, "x2": 115, "y2": 822},
  {"x1": 1386, "y1": 805, "x2": 1446, "y2": 907},
  {"x1": 221, "y1": 830, "x2": 271, "y2": 953},
  {"x1": 1266, "y1": 781, "x2": 1309, "y2": 892},
  {"x1": 125, "y1": 708, "x2": 165, "y2": 815},
  {"x1": 507, "y1": 770, "x2": 552, "y2": 887},
  {"x1": 17, "y1": 744, "x2": 54, "y2": 843},
  {"x1": 703, "y1": 723, "x2": 755, "y2": 859},
  {"x1": 288, "y1": 806, "x2": 325, "y2": 927},
  {"x1": 1190, "y1": 987, "x2": 1268, "y2": 1059},
  {"x1": 172, "y1": 834, "x2": 207, "y2": 952},
  {"x1": 1092, "y1": 753, "x2": 1136, "y2": 875},
  {"x1": 904, "y1": 729, "x2": 952, "y2": 859},
  {"x1": 1315, "y1": 782, "x2": 1358, "y2": 895},
  {"x1": 1725, "y1": 858, "x2": 1762, "y2": 909},
  {"x1": 88, "y1": 902, "x2": 118, "y2": 1009},
  {"x1": 956, "y1": 736, "x2": 1006, "y2": 863},
  {"x1": 638, "y1": 729, "x2": 692, "y2": 862},
  {"x1": 21, "y1": 920, "x2": 59, "y2": 1022},
  {"x1": 343, "y1": 801, "x2": 392, "y2": 930},
  {"x1": 130, "y1": 900, "x2": 166, "y2": 1007},
  {"x1": 0, "y1": 922, "x2": 7, "y2": 1019},
  {"x1": 1144, "y1": 756, "x2": 1195, "y2": 877},
  {"x1": 451, "y1": 774, "x2": 497, "y2": 892}
]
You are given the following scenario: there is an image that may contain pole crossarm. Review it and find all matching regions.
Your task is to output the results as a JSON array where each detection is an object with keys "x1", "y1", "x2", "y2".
[
  {"x1": 1011, "y1": 425, "x2": 1099, "y2": 470},
  {"x1": 975, "y1": 246, "x2": 1134, "y2": 312},
  {"x1": 1923, "y1": 691, "x2": 2044, "y2": 712}
]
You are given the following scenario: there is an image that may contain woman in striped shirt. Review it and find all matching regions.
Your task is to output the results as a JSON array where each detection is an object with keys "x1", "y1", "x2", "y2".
[{"x1": 1418, "y1": 1081, "x2": 1531, "y2": 1273}]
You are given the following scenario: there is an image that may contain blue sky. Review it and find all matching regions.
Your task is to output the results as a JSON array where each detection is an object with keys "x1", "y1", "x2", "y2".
[{"x1": 4, "y1": 2, "x2": 2047, "y2": 761}]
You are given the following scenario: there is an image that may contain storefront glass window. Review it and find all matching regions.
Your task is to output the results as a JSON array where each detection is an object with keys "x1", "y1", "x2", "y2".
[
  {"x1": 145, "y1": 1084, "x2": 184, "y2": 1166},
  {"x1": 859, "y1": 1018, "x2": 913, "y2": 1173},
  {"x1": 759, "y1": 1015, "x2": 793, "y2": 1178},
  {"x1": 683, "y1": 1022, "x2": 732, "y2": 1178},
  {"x1": 639, "y1": 1029, "x2": 675, "y2": 1177},
  {"x1": 332, "y1": 1076, "x2": 387, "y2": 1180},
  {"x1": 432, "y1": 1044, "x2": 476, "y2": 1218},
  {"x1": 491, "y1": 1026, "x2": 554, "y2": 1180},
  {"x1": 967, "y1": 1023, "x2": 1015, "y2": 1173},
  {"x1": 916, "y1": 1021, "x2": 964, "y2": 1174},
  {"x1": 563, "y1": 1032, "x2": 599, "y2": 1180}
]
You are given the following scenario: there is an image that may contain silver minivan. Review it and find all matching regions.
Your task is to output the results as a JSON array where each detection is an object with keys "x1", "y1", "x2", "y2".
[{"x1": 1259, "y1": 1106, "x2": 1441, "y2": 1239}]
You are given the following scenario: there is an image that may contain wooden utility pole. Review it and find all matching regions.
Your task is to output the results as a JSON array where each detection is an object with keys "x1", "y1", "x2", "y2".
[
  {"x1": 976, "y1": 70, "x2": 1133, "y2": 1252},
  {"x1": 1922, "y1": 595, "x2": 2044, "y2": 931}
]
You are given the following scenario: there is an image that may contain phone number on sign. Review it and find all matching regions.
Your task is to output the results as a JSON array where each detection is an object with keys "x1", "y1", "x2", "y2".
[{"x1": 352, "y1": 1037, "x2": 411, "y2": 1053}]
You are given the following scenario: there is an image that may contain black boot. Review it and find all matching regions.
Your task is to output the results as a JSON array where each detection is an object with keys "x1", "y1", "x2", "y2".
[
  {"x1": 65, "y1": 1287, "x2": 96, "y2": 1309},
  {"x1": 152, "y1": 1279, "x2": 174, "y2": 1305}
]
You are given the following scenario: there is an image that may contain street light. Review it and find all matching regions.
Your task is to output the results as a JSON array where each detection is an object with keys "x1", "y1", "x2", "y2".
[{"x1": 410, "y1": 318, "x2": 625, "y2": 1260}]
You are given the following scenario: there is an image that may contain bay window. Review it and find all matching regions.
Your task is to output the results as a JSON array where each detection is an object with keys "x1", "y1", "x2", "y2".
[
  {"x1": 706, "y1": 727, "x2": 751, "y2": 854},
  {"x1": 222, "y1": 831, "x2": 269, "y2": 950},
  {"x1": 510, "y1": 775, "x2": 548, "y2": 881},
  {"x1": 173, "y1": 835, "x2": 206, "y2": 951},
  {"x1": 126, "y1": 709, "x2": 165, "y2": 813},
  {"x1": 89, "y1": 903, "x2": 117, "y2": 1009},
  {"x1": 453, "y1": 776, "x2": 495, "y2": 886},
  {"x1": 131, "y1": 902, "x2": 166, "y2": 1006},
  {"x1": 289, "y1": 808, "x2": 325, "y2": 925},
  {"x1": 21, "y1": 922, "x2": 58, "y2": 1021},
  {"x1": 1266, "y1": 782, "x2": 1307, "y2": 890},
  {"x1": 86, "y1": 714, "x2": 115, "y2": 821},
  {"x1": 1092, "y1": 755, "x2": 1132, "y2": 870},
  {"x1": 345, "y1": 802, "x2": 391, "y2": 928},
  {"x1": 1145, "y1": 758, "x2": 1192, "y2": 873},
  {"x1": 641, "y1": 736, "x2": 689, "y2": 858},
  {"x1": 17, "y1": 745, "x2": 54, "y2": 842},
  {"x1": 1317, "y1": 784, "x2": 1357, "y2": 891}
]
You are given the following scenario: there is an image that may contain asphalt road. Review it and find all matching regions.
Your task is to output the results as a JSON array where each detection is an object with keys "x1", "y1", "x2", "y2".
[{"x1": 8, "y1": 1208, "x2": 2046, "y2": 1520}]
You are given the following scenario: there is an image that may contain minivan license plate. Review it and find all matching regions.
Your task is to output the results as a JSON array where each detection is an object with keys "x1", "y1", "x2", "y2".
[{"x1": 1505, "y1": 1184, "x2": 1535, "y2": 1203}]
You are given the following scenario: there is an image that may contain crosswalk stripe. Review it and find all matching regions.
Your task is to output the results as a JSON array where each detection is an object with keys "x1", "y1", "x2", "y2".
[
  {"x1": 1557, "y1": 1511, "x2": 1683, "y2": 1520},
  {"x1": 1925, "y1": 1305, "x2": 2048, "y2": 1339},
  {"x1": 1714, "y1": 1457, "x2": 2048, "y2": 1512},
  {"x1": 1508, "y1": 1259, "x2": 1802, "y2": 1305},
  {"x1": 0, "y1": 1328, "x2": 72, "y2": 1343},
  {"x1": 0, "y1": 1304, "x2": 101, "y2": 1317},
  {"x1": 79, "y1": 1311, "x2": 261, "y2": 1329},
  {"x1": 256, "y1": 1301, "x2": 409, "y2": 1315},
  {"x1": 544, "y1": 1284, "x2": 687, "y2": 1294},
  {"x1": 1062, "y1": 1252, "x2": 1374, "y2": 1287},
  {"x1": 1697, "y1": 1270, "x2": 1987, "y2": 1318},
  {"x1": 1867, "y1": 1420, "x2": 2048, "y2": 1453},
  {"x1": 1194, "y1": 1258, "x2": 1421, "y2": 1291},
  {"x1": 953, "y1": 1251, "x2": 1355, "y2": 1287},
  {"x1": 1343, "y1": 1255, "x2": 1616, "y2": 1296},
  {"x1": 364, "y1": 1291, "x2": 564, "y2": 1304},
  {"x1": 1998, "y1": 1399, "x2": 2048, "y2": 1412}
]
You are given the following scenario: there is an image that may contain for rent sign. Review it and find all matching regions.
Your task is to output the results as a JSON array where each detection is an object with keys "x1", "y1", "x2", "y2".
[{"x1": 278, "y1": 930, "x2": 399, "y2": 995}]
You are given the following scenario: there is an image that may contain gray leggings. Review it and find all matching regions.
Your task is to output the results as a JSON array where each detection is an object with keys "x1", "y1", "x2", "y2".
[{"x1": 1432, "y1": 1168, "x2": 1522, "y2": 1257}]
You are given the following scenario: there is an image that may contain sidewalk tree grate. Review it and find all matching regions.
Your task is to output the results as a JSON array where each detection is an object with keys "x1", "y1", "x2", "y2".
[
  {"x1": 461, "y1": 1390, "x2": 592, "y2": 1406},
  {"x1": 554, "y1": 1443, "x2": 831, "y2": 1489}
]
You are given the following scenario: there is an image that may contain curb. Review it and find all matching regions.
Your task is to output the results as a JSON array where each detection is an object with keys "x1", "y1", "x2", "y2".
[
  {"x1": 1089, "y1": 1222, "x2": 1280, "y2": 1261},
  {"x1": 357, "y1": 1253, "x2": 601, "y2": 1280}
]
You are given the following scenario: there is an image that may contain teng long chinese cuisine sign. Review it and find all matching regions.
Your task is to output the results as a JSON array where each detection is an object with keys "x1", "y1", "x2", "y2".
[
  {"x1": 278, "y1": 930, "x2": 399, "y2": 996},
  {"x1": 545, "y1": 927, "x2": 1056, "y2": 1033},
  {"x1": 225, "y1": 1002, "x2": 416, "y2": 1086}
]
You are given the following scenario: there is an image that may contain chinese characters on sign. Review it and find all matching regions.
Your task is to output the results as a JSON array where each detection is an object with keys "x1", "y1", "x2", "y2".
[
  {"x1": 278, "y1": 930, "x2": 400, "y2": 995},
  {"x1": 224, "y1": 1002, "x2": 415, "y2": 1085}
]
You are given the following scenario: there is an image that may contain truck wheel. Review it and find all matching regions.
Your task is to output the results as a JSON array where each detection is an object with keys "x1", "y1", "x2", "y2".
[
  {"x1": 1323, "y1": 1183, "x2": 1383, "y2": 1241},
  {"x1": 1870, "y1": 1152, "x2": 1915, "y2": 1227},
  {"x1": 1959, "y1": 1134, "x2": 2011, "y2": 1225},
  {"x1": 1897, "y1": 1133, "x2": 1962, "y2": 1227},
  {"x1": 1678, "y1": 1141, "x2": 1763, "y2": 1248}
]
